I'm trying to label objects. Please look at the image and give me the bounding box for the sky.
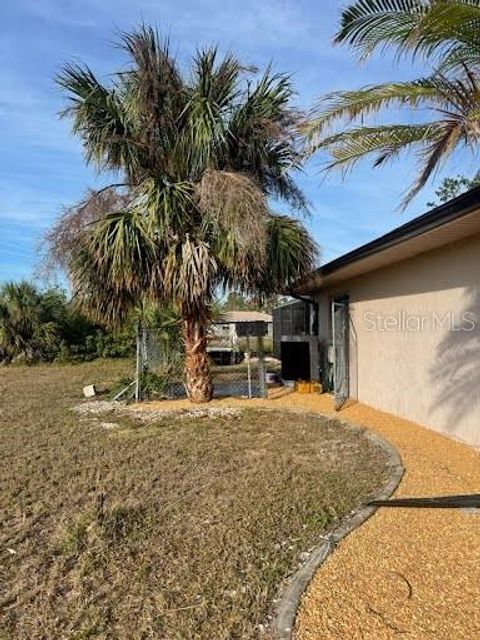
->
[1,0,478,285]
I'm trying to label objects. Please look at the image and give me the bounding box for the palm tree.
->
[57,26,317,402]
[0,282,61,363]
[305,0,480,207]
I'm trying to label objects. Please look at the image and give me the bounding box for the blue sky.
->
[1,0,478,284]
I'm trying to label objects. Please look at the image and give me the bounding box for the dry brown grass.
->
[1,360,389,640]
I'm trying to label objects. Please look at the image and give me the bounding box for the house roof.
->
[215,310,272,324]
[297,185,480,293]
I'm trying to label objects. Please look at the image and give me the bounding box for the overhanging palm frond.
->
[403,116,467,203]
[414,1,480,69]
[306,62,480,207]
[336,0,427,59]
[335,0,480,69]
[312,118,470,208]
[305,77,452,144]
[318,122,442,169]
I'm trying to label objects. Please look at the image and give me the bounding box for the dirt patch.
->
[73,399,244,424]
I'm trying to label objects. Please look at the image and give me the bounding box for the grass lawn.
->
[1,360,389,639]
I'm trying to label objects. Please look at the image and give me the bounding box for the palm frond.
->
[315,120,470,208]
[307,65,480,206]
[403,117,466,204]
[163,237,217,312]
[118,25,185,172]
[119,24,182,96]
[226,69,308,210]
[213,213,318,297]
[56,63,140,175]
[197,169,268,259]
[68,208,164,325]
[319,123,442,168]
[175,49,243,177]
[336,0,480,68]
[191,47,242,109]
[305,77,451,144]
[336,0,427,59]
[70,245,139,327]
[399,1,480,69]
[262,215,319,294]
[137,177,195,234]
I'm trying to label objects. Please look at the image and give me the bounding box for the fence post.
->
[135,322,140,402]
[257,332,267,399]
[246,333,252,399]
[141,323,148,371]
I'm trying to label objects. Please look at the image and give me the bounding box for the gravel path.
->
[139,389,480,639]
[289,395,480,640]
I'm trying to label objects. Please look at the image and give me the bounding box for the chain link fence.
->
[210,359,267,399]
[115,322,272,401]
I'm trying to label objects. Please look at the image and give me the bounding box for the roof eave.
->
[296,185,480,294]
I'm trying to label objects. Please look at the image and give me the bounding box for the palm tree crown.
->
[305,0,480,207]
[57,26,317,401]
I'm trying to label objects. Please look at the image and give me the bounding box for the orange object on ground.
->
[295,380,311,394]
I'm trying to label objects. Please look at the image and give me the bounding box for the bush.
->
[110,363,185,401]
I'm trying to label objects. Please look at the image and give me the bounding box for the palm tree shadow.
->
[429,286,480,433]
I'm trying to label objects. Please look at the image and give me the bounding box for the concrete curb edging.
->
[272,413,405,640]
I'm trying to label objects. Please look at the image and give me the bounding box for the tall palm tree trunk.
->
[182,307,213,403]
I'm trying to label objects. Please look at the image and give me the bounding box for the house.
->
[296,186,480,447]
[211,310,273,344]
[208,310,273,364]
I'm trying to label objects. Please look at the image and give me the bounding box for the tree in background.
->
[0,280,134,364]
[305,0,480,207]
[220,291,288,313]
[427,172,480,207]
[57,26,317,402]
[0,282,61,363]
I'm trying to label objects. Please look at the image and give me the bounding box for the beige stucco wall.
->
[317,233,480,447]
